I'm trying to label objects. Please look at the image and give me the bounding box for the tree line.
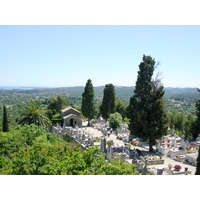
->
[1,54,200,174]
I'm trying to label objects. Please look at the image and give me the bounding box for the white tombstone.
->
[196,134,200,143]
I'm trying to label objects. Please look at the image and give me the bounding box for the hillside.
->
[1,86,199,99]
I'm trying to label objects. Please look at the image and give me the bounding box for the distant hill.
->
[2,86,199,100]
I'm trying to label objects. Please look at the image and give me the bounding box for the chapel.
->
[61,106,82,128]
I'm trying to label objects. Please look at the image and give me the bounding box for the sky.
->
[0,25,200,88]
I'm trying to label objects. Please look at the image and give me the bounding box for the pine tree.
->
[81,79,95,126]
[128,55,168,152]
[3,105,9,132]
[100,84,116,121]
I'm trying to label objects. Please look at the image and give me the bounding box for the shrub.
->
[109,112,123,129]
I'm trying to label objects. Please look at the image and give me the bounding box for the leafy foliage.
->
[196,147,200,175]
[2,106,9,132]
[192,96,200,140]
[115,98,127,119]
[109,112,123,129]
[128,55,168,152]
[81,79,95,124]
[47,95,68,113]
[0,123,139,175]
[19,102,50,128]
[0,125,46,158]
[1,145,138,175]
[100,84,116,120]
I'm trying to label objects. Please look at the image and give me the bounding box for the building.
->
[61,106,82,127]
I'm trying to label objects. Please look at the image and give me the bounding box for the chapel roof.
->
[63,114,82,120]
[61,106,80,114]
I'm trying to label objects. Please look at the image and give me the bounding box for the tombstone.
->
[82,134,85,141]
[132,157,138,164]
[98,114,104,122]
[171,137,177,148]
[120,153,127,161]
[106,148,110,159]
[167,127,171,135]
[129,149,134,159]
[141,160,148,175]
[156,169,163,175]
[75,130,79,140]
[122,145,125,153]
[136,162,144,172]
[78,133,82,142]
[196,134,200,143]
[101,138,107,154]
[90,136,94,146]
[172,126,175,135]
[110,147,114,158]
[87,137,91,146]
[180,140,186,150]
[181,134,186,141]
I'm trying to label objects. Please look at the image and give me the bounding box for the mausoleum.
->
[61,106,82,127]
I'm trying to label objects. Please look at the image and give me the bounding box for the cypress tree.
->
[194,89,200,175]
[3,105,9,132]
[192,89,200,140]
[100,84,116,121]
[195,147,200,175]
[128,55,168,152]
[81,79,95,126]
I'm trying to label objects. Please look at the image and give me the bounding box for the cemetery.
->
[51,115,198,175]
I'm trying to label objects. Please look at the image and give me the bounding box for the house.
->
[61,106,82,127]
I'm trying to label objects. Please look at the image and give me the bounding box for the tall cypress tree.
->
[3,105,9,132]
[192,89,200,140]
[195,147,200,175]
[81,79,95,126]
[128,55,167,152]
[194,89,200,175]
[100,84,116,121]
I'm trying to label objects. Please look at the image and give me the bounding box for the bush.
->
[1,145,139,175]
[109,112,123,129]
[51,118,63,126]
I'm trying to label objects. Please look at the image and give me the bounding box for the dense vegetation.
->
[0,124,139,175]
[81,79,95,125]
[128,55,168,152]
[0,85,199,134]
[0,82,200,174]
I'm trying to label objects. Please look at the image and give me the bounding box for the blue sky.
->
[0,25,200,88]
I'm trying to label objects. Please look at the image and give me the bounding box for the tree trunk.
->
[149,139,154,152]
[87,119,90,126]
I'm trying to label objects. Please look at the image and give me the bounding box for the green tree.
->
[81,79,95,126]
[19,102,50,128]
[47,95,67,113]
[128,55,167,152]
[168,110,186,132]
[3,106,9,132]
[1,145,139,175]
[109,112,123,129]
[185,114,196,140]
[0,124,46,157]
[196,146,200,175]
[100,84,116,121]
[115,98,127,119]
[193,89,200,140]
